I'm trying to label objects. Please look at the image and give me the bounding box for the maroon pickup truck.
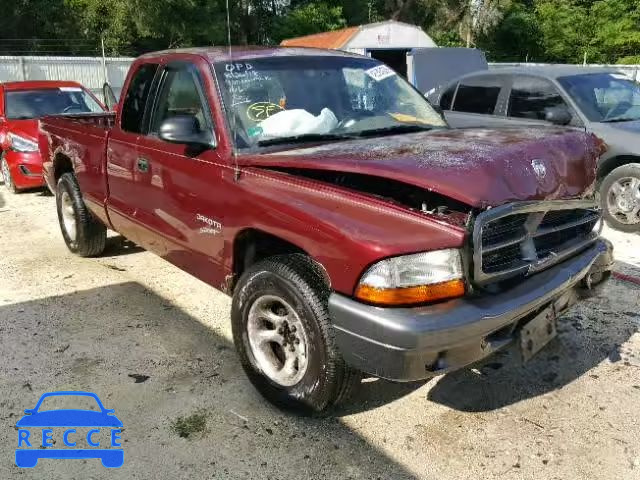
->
[39,47,613,413]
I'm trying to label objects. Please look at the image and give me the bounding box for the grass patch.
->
[170,409,208,438]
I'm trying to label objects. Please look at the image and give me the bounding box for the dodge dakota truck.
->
[39,47,613,413]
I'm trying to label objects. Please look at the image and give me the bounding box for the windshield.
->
[213,56,445,148]
[558,72,640,123]
[4,87,103,120]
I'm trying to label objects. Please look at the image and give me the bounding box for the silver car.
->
[432,66,640,232]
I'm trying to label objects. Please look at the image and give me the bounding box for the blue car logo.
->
[15,391,123,468]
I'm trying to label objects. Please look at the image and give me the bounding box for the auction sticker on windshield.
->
[365,64,396,82]
[15,391,124,468]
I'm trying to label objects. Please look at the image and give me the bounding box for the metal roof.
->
[280,27,359,49]
[280,20,433,49]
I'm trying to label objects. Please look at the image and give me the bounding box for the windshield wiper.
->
[602,116,640,123]
[350,124,435,137]
[257,133,355,147]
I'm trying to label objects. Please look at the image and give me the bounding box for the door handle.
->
[136,157,149,173]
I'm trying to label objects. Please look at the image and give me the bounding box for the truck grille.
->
[472,201,601,286]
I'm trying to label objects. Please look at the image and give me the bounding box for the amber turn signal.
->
[355,279,465,306]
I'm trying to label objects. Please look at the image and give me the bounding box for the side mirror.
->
[102,82,117,111]
[545,106,572,126]
[24,409,34,415]
[158,115,215,148]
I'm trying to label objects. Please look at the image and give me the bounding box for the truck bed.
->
[40,111,115,136]
[39,112,116,220]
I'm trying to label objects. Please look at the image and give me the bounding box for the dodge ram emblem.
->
[531,159,547,179]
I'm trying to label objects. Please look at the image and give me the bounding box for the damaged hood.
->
[241,127,598,208]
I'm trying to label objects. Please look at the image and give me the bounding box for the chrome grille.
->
[472,201,601,286]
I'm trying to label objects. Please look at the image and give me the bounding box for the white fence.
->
[490,62,640,81]
[0,56,134,99]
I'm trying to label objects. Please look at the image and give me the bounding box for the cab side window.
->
[452,76,502,114]
[508,76,568,120]
[150,66,210,134]
[121,64,158,133]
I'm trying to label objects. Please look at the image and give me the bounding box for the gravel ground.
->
[0,188,638,480]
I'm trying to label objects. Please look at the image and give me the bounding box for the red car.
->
[0,81,105,193]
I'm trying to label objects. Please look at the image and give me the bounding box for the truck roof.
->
[138,46,365,63]
[1,80,85,91]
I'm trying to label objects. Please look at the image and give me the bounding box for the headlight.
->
[9,133,38,153]
[355,249,465,306]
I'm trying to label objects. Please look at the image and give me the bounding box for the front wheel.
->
[600,163,640,232]
[56,172,107,256]
[231,254,360,414]
[1,156,19,194]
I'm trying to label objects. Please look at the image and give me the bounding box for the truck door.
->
[106,62,161,248]
[504,75,583,129]
[133,59,228,282]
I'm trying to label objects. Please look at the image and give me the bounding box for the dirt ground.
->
[0,187,638,480]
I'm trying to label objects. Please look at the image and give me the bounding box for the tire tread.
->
[57,172,106,257]
[232,253,360,413]
[600,162,640,233]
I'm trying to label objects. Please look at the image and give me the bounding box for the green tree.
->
[426,0,512,49]
[590,0,640,63]
[536,0,593,62]
[476,1,542,61]
[535,0,640,63]
[0,0,94,55]
[273,2,347,43]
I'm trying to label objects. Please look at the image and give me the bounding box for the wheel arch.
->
[598,154,640,181]
[52,151,75,185]
[230,228,330,293]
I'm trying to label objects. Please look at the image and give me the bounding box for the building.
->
[280,20,437,78]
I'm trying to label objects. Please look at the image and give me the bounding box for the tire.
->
[1,156,20,194]
[231,254,360,414]
[56,172,106,257]
[600,163,640,233]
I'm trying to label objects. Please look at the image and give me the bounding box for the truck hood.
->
[242,127,598,208]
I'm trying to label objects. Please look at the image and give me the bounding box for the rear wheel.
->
[600,163,640,232]
[231,254,360,414]
[56,172,106,256]
[1,156,19,194]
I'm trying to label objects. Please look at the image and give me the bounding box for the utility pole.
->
[101,36,109,86]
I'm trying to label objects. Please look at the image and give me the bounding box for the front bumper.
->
[3,150,45,189]
[329,239,614,382]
